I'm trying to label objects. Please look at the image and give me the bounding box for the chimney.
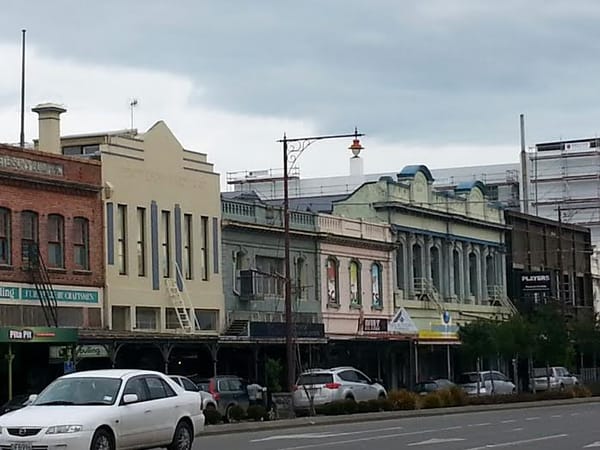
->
[32,103,66,154]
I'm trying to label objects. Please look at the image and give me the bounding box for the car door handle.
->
[144,409,152,413]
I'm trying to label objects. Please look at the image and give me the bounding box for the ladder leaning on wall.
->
[165,263,201,333]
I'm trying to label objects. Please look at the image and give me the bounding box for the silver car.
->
[169,375,218,412]
[530,366,579,391]
[459,371,516,395]
[293,367,386,412]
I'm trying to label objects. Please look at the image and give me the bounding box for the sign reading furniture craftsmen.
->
[0,284,99,304]
[0,154,64,176]
[0,327,78,343]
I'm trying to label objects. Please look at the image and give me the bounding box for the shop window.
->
[112,306,131,331]
[47,214,64,268]
[135,307,159,330]
[349,259,362,306]
[194,309,218,331]
[326,257,339,305]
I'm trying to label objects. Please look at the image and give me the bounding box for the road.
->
[193,402,600,449]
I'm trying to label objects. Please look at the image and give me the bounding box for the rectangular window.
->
[255,255,284,297]
[165,308,181,329]
[117,204,128,275]
[0,208,10,265]
[47,214,64,268]
[112,306,131,331]
[200,216,209,280]
[137,207,146,277]
[21,211,38,266]
[212,217,219,274]
[73,217,90,270]
[194,309,218,331]
[161,210,171,278]
[183,214,193,280]
[135,306,159,330]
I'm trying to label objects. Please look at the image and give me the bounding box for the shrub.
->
[204,409,222,425]
[246,405,268,421]
[388,389,418,410]
[420,392,443,409]
[228,405,246,422]
[448,386,468,406]
[377,398,394,411]
[318,401,346,416]
[572,385,592,398]
[358,401,374,413]
[436,389,453,407]
[343,398,359,415]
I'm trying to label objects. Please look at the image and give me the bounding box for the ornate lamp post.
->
[278,129,365,392]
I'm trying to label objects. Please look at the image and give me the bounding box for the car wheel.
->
[90,428,114,450]
[559,384,565,392]
[224,405,233,423]
[205,403,216,412]
[167,420,193,450]
[345,395,355,402]
[378,393,386,401]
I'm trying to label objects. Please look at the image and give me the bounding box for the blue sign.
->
[442,311,451,325]
[64,361,75,374]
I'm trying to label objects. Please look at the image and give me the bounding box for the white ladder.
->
[165,263,200,333]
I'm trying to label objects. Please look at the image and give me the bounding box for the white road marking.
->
[407,438,466,446]
[510,428,524,431]
[501,419,516,423]
[584,442,600,448]
[551,414,563,418]
[251,426,404,442]
[463,433,568,450]
[469,422,492,427]
[273,426,472,450]
[525,417,540,421]
[572,412,581,416]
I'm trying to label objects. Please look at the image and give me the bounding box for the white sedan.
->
[0,369,204,450]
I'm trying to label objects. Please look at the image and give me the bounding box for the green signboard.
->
[0,285,99,304]
[0,327,78,344]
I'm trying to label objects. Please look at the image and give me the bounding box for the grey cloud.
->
[2,0,600,147]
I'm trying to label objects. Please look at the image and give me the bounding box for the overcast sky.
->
[1,0,600,187]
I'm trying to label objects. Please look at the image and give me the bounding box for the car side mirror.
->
[27,394,38,405]
[122,394,139,404]
[373,378,383,385]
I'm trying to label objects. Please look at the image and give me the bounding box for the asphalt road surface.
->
[193,402,600,450]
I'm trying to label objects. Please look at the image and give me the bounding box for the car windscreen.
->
[34,377,122,406]
[297,373,334,385]
[458,373,480,384]
[533,368,551,378]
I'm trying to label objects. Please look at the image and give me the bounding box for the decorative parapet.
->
[221,198,317,232]
[317,214,391,242]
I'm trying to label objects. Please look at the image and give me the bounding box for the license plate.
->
[11,443,32,450]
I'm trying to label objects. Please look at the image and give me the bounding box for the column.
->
[463,243,471,303]
[475,247,483,304]
[481,246,488,303]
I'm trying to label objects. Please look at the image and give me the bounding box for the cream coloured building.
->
[33,107,224,336]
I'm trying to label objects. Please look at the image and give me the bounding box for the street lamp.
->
[278,128,365,392]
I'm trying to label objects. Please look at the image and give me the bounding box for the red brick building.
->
[0,142,104,328]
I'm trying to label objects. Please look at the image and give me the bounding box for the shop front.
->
[0,327,78,402]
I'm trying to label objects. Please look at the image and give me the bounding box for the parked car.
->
[292,366,387,413]
[414,379,455,395]
[169,375,218,412]
[0,369,204,450]
[0,394,32,416]
[530,366,579,392]
[194,375,249,421]
[459,371,516,395]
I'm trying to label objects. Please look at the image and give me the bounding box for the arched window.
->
[349,259,362,307]
[396,243,404,289]
[47,214,64,268]
[0,208,10,265]
[430,246,440,291]
[326,257,339,305]
[412,244,422,280]
[371,262,383,309]
[453,249,461,296]
[469,252,478,297]
[486,254,495,288]
[21,211,38,266]
[73,217,89,270]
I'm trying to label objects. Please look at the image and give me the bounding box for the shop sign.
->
[0,284,100,304]
[0,327,78,344]
[361,318,388,333]
[520,271,552,294]
[0,154,64,176]
[388,307,418,334]
[249,322,325,338]
[50,344,108,360]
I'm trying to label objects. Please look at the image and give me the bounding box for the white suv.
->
[292,367,386,413]
[459,370,516,395]
[530,366,579,391]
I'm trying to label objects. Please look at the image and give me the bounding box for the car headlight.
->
[46,425,83,434]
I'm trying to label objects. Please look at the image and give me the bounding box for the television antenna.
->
[129,98,138,130]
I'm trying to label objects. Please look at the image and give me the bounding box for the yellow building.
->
[33,107,224,340]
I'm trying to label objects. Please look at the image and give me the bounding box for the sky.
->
[2,0,600,189]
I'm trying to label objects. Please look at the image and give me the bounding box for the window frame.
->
[0,208,11,266]
[73,217,90,270]
[117,204,128,275]
[21,210,38,267]
[136,207,146,277]
[349,259,362,307]
[161,210,171,278]
[371,262,383,309]
[47,214,65,269]
[326,257,340,306]
[183,213,193,280]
